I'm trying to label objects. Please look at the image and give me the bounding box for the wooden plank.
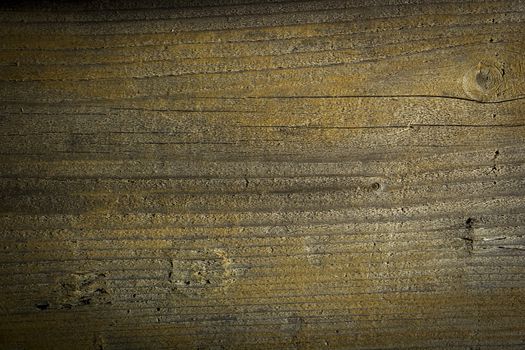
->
[0,1,524,349]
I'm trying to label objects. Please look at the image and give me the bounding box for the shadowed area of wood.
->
[0,1,524,349]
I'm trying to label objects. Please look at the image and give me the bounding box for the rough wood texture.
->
[1,1,524,349]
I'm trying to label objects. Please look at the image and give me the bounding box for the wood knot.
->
[50,272,110,309]
[59,273,110,308]
[170,248,241,299]
[462,61,504,101]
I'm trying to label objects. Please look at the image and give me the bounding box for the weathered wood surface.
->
[0,1,524,349]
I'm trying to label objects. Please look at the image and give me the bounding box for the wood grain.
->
[0,1,524,349]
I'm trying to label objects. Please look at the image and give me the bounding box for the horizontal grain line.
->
[0,247,484,265]
[236,94,525,104]
[0,7,521,38]
[6,306,522,326]
[1,20,522,54]
[0,236,473,253]
[2,265,522,280]
[5,309,524,331]
[0,41,500,82]
[0,158,522,181]
[0,31,517,67]
[5,93,523,106]
[3,271,523,292]
[0,0,505,16]
[0,0,510,24]
[238,123,525,129]
[2,190,523,217]
[1,206,524,232]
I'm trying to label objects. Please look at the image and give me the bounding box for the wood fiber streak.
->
[0,1,524,349]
